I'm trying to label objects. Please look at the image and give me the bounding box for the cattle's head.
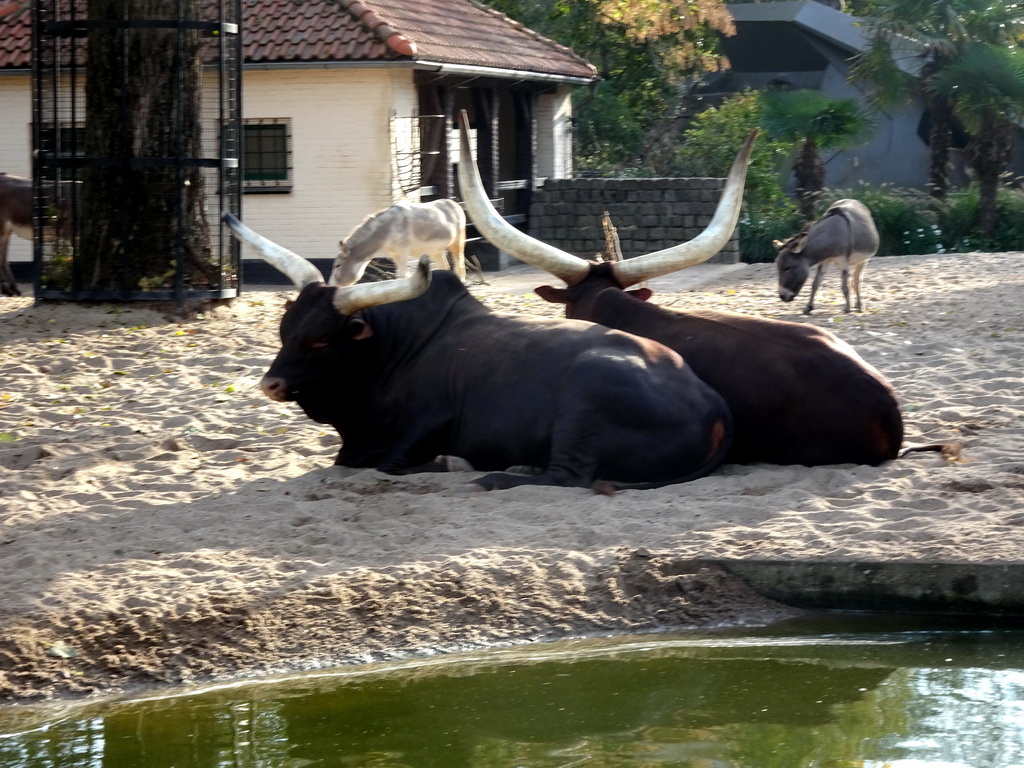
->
[773,232,812,302]
[456,110,755,301]
[533,260,653,320]
[221,212,431,420]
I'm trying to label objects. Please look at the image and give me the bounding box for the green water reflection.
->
[2,620,1024,767]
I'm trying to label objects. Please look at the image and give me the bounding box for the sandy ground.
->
[1,251,1022,703]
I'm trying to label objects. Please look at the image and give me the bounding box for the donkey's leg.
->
[0,228,20,297]
[840,265,853,313]
[804,263,827,314]
[449,229,467,281]
[851,260,868,311]
[428,248,450,273]
[389,250,408,279]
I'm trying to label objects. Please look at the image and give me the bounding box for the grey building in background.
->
[691,0,1024,192]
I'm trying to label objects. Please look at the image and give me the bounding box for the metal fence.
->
[32,0,242,306]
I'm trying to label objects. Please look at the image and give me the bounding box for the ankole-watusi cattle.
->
[456,113,903,466]
[223,212,732,492]
[0,172,32,296]
[329,199,467,286]
[774,198,879,314]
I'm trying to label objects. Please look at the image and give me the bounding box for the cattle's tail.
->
[591,416,732,496]
[898,442,965,462]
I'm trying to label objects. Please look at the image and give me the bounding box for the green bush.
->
[671,91,794,215]
[739,206,803,263]
[989,187,1024,250]
[670,91,806,263]
[938,186,1024,252]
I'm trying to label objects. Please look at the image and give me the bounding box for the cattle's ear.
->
[284,299,295,311]
[534,285,569,304]
[790,233,808,253]
[772,239,784,251]
[625,287,653,302]
[346,316,374,340]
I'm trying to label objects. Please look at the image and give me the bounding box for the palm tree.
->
[928,44,1024,240]
[758,89,875,219]
[851,0,1024,199]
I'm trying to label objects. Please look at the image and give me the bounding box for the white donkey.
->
[329,198,467,286]
[0,173,33,296]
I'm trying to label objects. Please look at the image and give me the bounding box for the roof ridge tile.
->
[334,0,417,57]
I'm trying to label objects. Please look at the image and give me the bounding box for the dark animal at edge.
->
[0,173,32,297]
[774,198,880,314]
[224,213,733,493]
[0,172,68,297]
[457,116,906,467]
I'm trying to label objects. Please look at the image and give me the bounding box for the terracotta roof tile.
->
[0,4,31,69]
[0,0,596,80]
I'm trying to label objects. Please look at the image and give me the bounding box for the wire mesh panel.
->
[32,0,242,305]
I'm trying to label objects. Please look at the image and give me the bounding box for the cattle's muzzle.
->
[778,289,795,302]
[260,375,291,402]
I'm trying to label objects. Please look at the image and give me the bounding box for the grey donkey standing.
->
[774,198,880,314]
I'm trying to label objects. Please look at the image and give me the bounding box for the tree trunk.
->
[80,0,214,293]
[921,59,953,200]
[966,117,1013,242]
[793,139,824,220]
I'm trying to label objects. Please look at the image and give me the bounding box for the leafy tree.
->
[672,91,802,262]
[928,44,1024,239]
[483,0,734,172]
[671,91,792,215]
[852,0,1024,198]
[758,89,875,219]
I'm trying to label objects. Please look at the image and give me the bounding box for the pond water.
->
[2,616,1024,768]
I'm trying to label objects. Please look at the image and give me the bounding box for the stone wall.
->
[528,177,739,264]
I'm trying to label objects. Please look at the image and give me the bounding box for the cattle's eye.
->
[309,337,330,350]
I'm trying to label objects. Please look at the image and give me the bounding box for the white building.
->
[0,0,597,283]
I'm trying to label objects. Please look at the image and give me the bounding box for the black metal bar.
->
[43,20,238,34]
[173,0,185,312]
[36,157,231,168]
[31,0,43,298]
[118,0,130,296]
[32,0,241,303]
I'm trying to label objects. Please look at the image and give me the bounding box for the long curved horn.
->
[222,212,325,288]
[456,111,590,286]
[332,254,432,315]
[610,130,757,288]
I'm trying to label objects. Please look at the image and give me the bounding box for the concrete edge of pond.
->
[703,560,1024,617]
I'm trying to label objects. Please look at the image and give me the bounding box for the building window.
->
[243,118,292,192]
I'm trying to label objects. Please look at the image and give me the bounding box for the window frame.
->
[242,118,293,193]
